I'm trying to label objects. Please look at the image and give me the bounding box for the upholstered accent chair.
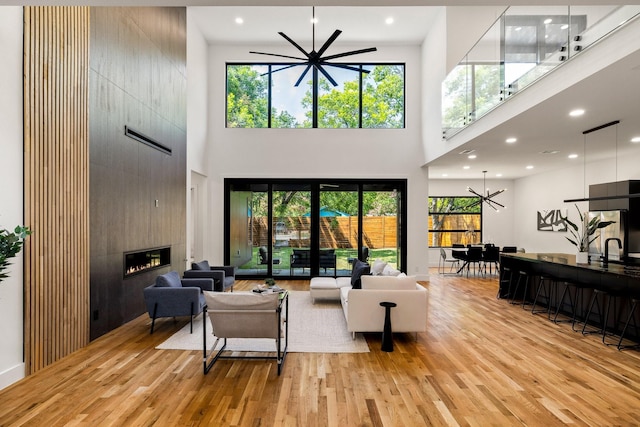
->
[183,260,235,292]
[143,271,213,334]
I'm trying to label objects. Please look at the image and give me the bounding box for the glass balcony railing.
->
[442,5,640,139]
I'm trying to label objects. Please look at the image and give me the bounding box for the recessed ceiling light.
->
[468,154,477,159]
[561,24,569,30]
[631,136,640,143]
[515,26,522,31]
[569,109,585,117]
[496,173,503,177]
[506,137,517,143]
[441,173,448,177]
[463,165,470,170]
[385,17,394,25]
[544,18,553,24]
[526,165,534,169]
[235,17,244,24]
[568,153,579,159]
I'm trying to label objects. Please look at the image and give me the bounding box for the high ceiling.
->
[8,1,637,181]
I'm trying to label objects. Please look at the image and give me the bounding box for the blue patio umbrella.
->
[304,207,349,217]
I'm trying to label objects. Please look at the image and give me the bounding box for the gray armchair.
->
[183,260,235,292]
[202,291,288,375]
[143,271,214,334]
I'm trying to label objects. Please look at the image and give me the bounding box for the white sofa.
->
[310,273,428,338]
[341,275,428,338]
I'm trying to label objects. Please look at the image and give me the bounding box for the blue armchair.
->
[143,271,214,334]
[183,260,235,292]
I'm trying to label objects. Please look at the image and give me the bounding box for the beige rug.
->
[156,291,369,353]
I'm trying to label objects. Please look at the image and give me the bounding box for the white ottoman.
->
[310,277,351,303]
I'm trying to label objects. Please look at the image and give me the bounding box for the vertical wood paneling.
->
[23,6,90,375]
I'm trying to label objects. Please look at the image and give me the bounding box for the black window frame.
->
[225,62,406,129]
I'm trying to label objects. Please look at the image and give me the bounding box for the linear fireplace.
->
[124,246,171,278]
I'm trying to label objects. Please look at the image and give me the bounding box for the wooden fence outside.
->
[252,216,397,249]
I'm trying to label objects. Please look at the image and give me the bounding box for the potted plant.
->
[562,205,614,264]
[265,278,276,287]
[0,225,31,282]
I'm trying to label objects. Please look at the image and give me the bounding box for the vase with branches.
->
[562,205,614,260]
[0,225,31,282]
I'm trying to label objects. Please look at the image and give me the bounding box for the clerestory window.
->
[226,63,405,129]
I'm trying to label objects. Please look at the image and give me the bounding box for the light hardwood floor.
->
[2,270,640,426]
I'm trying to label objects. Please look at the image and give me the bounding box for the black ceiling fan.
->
[249,7,377,87]
[465,171,506,211]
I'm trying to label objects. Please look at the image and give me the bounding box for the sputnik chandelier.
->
[466,171,506,211]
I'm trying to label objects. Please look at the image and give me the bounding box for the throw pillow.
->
[381,264,401,276]
[371,259,387,275]
[156,271,181,288]
[351,259,370,289]
[191,260,210,270]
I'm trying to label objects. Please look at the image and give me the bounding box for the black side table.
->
[380,301,397,352]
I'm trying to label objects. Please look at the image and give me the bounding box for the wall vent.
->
[124,126,172,155]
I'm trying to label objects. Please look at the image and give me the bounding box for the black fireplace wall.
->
[89,7,187,340]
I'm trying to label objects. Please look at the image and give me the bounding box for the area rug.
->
[156,291,369,353]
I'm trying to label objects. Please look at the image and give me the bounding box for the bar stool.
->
[510,270,531,308]
[552,281,576,325]
[531,275,556,318]
[615,297,640,350]
[570,282,593,332]
[580,288,609,339]
[497,267,513,299]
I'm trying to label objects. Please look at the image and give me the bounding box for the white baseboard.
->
[0,363,25,391]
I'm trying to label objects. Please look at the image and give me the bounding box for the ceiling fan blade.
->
[322,47,377,61]
[259,63,302,77]
[316,29,342,57]
[316,64,338,87]
[321,63,371,74]
[278,32,311,58]
[294,64,313,87]
[249,51,307,61]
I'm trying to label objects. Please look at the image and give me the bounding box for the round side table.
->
[380,301,397,352]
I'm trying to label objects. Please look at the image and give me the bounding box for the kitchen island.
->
[499,252,640,341]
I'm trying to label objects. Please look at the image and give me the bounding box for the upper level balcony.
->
[442,5,640,140]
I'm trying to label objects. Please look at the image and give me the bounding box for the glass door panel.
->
[362,185,401,271]
[273,183,311,278]
[319,183,359,277]
[229,183,268,278]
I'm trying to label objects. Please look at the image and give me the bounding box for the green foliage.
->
[0,225,31,282]
[227,64,404,129]
[302,65,404,129]
[226,66,269,128]
[562,204,615,252]
[251,191,397,219]
[442,64,501,128]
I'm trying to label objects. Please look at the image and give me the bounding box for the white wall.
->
[186,11,209,268]
[514,151,640,254]
[0,7,25,390]
[205,43,431,278]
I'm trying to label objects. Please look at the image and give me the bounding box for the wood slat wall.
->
[23,6,90,375]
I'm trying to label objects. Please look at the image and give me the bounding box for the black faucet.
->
[603,238,622,267]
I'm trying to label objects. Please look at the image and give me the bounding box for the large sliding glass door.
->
[226,179,406,279]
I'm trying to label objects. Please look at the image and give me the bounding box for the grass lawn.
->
[239,247,398,270]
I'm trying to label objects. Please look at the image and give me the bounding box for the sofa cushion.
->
[370,259,387,275]
[361,275,416,290]
[191,260,210,270]
[156,271,182,288]
[351,260,370,289]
